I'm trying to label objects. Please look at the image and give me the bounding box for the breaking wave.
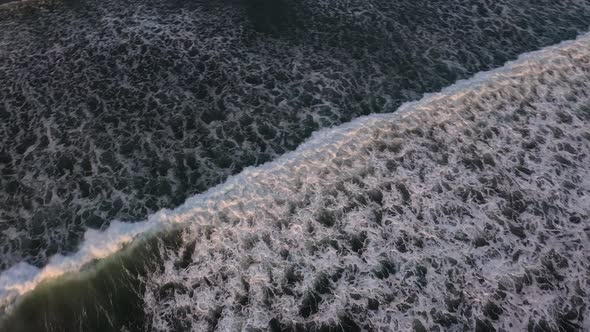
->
[2,32,590,331]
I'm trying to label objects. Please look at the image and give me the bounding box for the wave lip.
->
[0,220,161,309]
[1,31,590,322]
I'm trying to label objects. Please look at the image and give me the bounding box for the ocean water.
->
[1,30,590,332]
[0,0,589,331]
[1,0,590,270]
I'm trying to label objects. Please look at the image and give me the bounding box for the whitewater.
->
[2,0,590,275]
[1,30,589,331]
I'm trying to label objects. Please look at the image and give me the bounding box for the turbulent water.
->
[1,0,590,331]
[1,0,590,271]
[0,29,589,331]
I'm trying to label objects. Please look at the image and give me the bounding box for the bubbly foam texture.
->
[1,29,590,331]
[136,35,590,331]
[1,0,590,270]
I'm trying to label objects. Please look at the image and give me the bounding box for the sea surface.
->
[0,0,589,331]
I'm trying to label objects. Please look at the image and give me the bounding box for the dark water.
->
[1,0,589,270]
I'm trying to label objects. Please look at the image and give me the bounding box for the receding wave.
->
[2,32,590,331]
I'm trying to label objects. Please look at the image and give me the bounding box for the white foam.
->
[1,31,590,312]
